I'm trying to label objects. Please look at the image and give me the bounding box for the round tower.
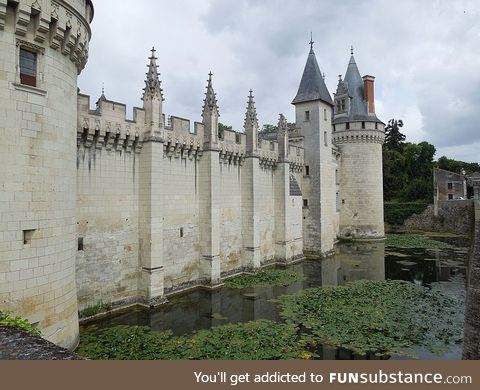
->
[333,51,385,239]
[0,0,93,348]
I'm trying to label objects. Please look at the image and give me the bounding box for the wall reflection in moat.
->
[83,237,468,359]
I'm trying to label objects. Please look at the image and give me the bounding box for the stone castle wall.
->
[403,201,474,235]
[75,92,305,311]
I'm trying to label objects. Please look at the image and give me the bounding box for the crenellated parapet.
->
[77,93,145,153]
[1,0,93,74]
[218,138,245,166]
[288,144,304,172]
[162,127,203,160]
[332,127,385,145]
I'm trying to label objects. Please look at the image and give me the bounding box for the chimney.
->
[362,75,375,114]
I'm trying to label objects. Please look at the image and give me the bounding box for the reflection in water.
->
[82,237,468,360]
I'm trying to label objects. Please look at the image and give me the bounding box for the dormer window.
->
[20,48,37,87]
[341,98,346,111]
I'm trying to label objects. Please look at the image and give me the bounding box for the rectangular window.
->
[180,227,184,238]
[448,194,453,200]
[324,131,328,146]
[362,121,365,129]
[375,122,378,130]
[20,48,37,87]
[305,111,310,121]
[324,108,327,121]
[346,122,350,130]
[447,182,453,190]
[305,165,309,176]
[78,237,84,251]
[303,199,308,208]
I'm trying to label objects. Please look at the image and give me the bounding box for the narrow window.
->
[341,99,346,111]
[23,229,35,245]
[375,122,378,130]
[335,169,339,185]
[180,227,184,238]
[361,121,365,129]
[305,165,310,176]
[447,182,453,190]
[333,124,336,132]
[235,133,240,143]
[324,131,328,146]
[303,199,308,208]
[305,111,310,121]
[324,108,327,121]
[78,237,84,251]
[346,122,350,130]
[20,48,37,87]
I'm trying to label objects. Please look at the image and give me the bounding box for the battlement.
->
[0,0,93,73]
[333,121,385,145]
[77,93,144,153]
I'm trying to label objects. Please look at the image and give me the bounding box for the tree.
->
[218,123,232,132]
[260,124,277,134]
[384,119,406,150]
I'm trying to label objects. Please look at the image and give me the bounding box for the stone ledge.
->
[0,326,82,360]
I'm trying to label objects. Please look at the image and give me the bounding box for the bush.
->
[384,201,429,226]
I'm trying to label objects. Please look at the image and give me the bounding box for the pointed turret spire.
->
[332,48,381,124]
[292,44,333,106]
[309,32,314,53]
[202,71,219,119]
[277,113,289,161]
[244,89,258,129]
[244,89,259,154]
[142,47,164,101]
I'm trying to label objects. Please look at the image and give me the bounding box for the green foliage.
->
[437,156,480,175]
[383,119,436,203]
[260,124,277,134]
[0,311,41,336]
[187,320,306,360]
[79,302,111,318]
[385,234,454,249]
[278,280,462,357]
[77,325,188,360]
[218,123,232,132]
[384,201,429,225]
[384,119,405,150]
[77,320,308,360]
[224,269,303,289]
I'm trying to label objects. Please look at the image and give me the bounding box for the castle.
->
[0,0,385,349]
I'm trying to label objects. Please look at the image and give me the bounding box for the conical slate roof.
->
[292,48,333,106]
[333,54,381,124]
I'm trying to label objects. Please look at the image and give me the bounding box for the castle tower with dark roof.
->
[293,40,339,255]
[332,50,385,239]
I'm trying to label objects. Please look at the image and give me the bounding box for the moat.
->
[79,233,469,360]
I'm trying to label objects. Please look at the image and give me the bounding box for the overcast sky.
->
[78,0,480,163]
